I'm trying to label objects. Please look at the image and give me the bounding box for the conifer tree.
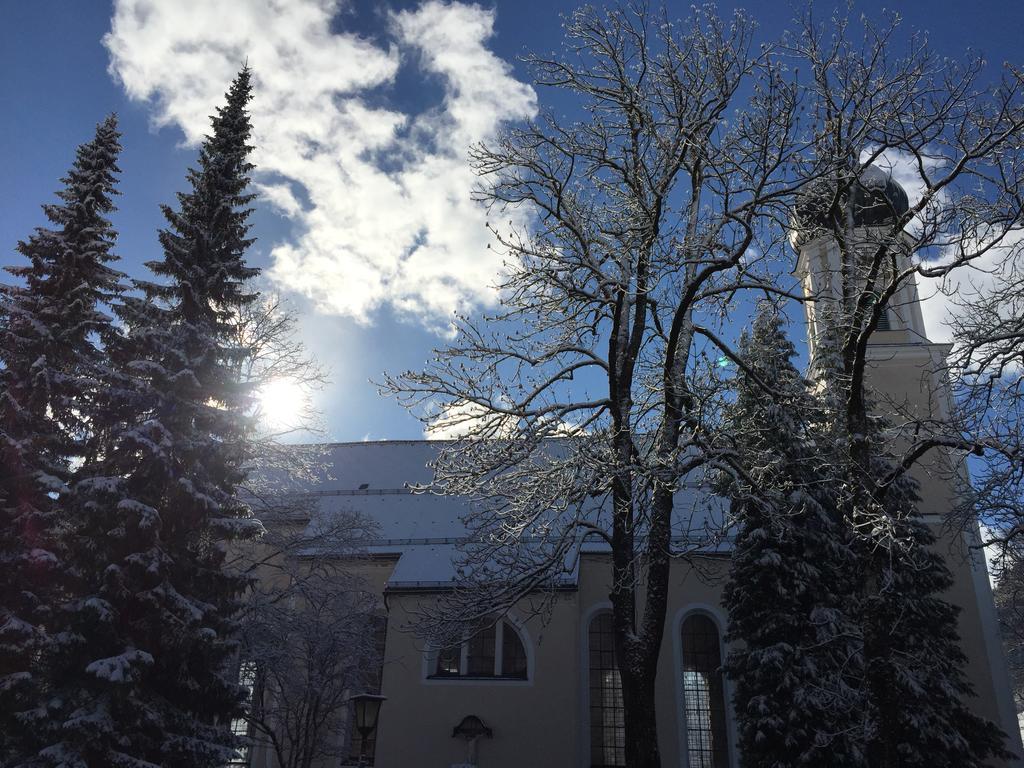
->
[812,321,1008,766]
[722,304,865,767]
[0,115,124,765]
[856,448,1008,766]
[43,69,261,768]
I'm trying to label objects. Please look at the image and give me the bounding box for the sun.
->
[257,378,308,433]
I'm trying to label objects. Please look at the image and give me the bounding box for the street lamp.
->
[350,693,386,766]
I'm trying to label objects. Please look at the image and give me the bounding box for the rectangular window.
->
[225,661,258,767]
[876,307,892,330]
[866,273,894,332]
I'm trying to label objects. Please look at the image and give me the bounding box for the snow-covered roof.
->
[258,441,725,590]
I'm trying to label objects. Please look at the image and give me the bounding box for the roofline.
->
[276,436,597,449]
[293,551,402,562]
[284,439,456,448]
[385,583,579,595]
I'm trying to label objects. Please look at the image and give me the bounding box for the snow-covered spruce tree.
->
[854,447,1008,767]
[811,319,1008,767]
[41,69,261,768]
[0,115,124,765]
[721,304,864,768]
[992,543,1024,732]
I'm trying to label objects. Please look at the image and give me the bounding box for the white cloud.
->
[105,0,537,329]
[918,228,1024,345]
[424,398,590,440]
[423,399,518,440]
[864,147,947,215]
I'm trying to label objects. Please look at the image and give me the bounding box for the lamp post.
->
[350,693,386,766]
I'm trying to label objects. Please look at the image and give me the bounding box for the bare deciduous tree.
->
[785,8,1024,514]
[768,9,1022,764]
[382,5,805,765]
[228,292,376,768]
[944,224,1024,558]
[232,505,383,768]
[384,2,1024,763]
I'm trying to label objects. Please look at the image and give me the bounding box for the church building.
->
[242,171,1022,768]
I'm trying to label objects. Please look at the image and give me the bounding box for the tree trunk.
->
[609,480,674,768]
[621,666,661,768]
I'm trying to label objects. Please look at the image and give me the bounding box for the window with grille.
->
[681,614,730,768]
[876,306,892,330]
[435,644,461,677]
[225,661,258,767]
[860,289,894,331]
[467,624,497,676]
[588,612,625,768]
[429,620,528,679]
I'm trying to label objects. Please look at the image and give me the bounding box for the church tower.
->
[790,165,1023,761]
[791,164,944,409]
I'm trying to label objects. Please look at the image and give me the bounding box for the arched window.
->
[588,612,625,768]
[429,620,528,680]
[681,614,730,768]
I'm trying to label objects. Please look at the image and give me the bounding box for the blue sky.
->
[4,0,1024,443]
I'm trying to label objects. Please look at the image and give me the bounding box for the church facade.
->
[242,174,1022,768]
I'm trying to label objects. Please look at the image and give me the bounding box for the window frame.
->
[586,609,626,768]
[674,607,736,768]
[224,659,260,768]
[423,618,531,684]
[860,284,895,332]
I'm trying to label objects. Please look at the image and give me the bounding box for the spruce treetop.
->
[150,66,258,327]
[3,113,124,434]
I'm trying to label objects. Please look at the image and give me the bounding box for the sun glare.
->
[257,378,307,432]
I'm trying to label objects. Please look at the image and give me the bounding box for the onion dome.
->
[793,165,910,237]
